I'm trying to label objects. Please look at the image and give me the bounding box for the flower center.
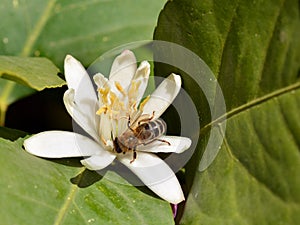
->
[95,78,152,150]
[96,79,149,120]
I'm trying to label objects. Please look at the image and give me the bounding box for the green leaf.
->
[0,126,27,141]
[0,56,64,125]
[0,0,166,68]
[0,137,174,225]
[0,56,64,90]
[154,0,300,224]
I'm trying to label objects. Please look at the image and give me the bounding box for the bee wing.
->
[129,112,153,129]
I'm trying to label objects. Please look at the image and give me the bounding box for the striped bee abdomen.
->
[136,118,167,141]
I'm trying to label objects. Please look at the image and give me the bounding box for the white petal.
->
[63,89,99,142]
[118,152,185,204]
[23,131,103,158]
[99,113,112,142]
[81,153,116,170]
[64,55,99,132]
[132,60,150,103]
[93,73,109,89]
[109,50,137,89]
[64,55,95,93]
[137,136,191,153]
[142,74,181,119]
[148,174,185,204]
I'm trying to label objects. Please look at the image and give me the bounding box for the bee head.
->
[113,137,123,153]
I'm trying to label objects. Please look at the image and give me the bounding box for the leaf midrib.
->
[202,81,300,133]
[53,168,84,225]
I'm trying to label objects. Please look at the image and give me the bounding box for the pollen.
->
[100,134,107,146]
[128,80,141,98]
[115,81,126,96]
[96,106,108,115]
[139,95,150,111]
[98,87,110,104]
[109,91,117,104]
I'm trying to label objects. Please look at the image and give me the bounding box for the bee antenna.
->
[111,131,115,140]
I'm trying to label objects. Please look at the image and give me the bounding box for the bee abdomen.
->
[141,118,166,140]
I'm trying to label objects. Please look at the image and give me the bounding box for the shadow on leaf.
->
[71,169,104,188]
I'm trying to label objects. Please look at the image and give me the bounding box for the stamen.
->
[98,87,110,104]
[109,91,117,104]
[100,135,107,146]
[115,81,126,96]
[96,106,108,115]
[130,100,138,111]
[139,95,150,111]
[128,80,141,98]
[98,87,109,95]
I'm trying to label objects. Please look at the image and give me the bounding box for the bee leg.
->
[130,150,137,163]
[156,139,171,145]
[138,111,155,125]
[144,139,171,146]
[128,115,131,127]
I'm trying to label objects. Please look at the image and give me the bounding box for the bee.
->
[113,112,171,163]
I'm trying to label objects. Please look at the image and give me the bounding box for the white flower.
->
[23,50,192,204]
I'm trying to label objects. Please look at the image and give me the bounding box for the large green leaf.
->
[0,137,174,225]
[154,0,300,224]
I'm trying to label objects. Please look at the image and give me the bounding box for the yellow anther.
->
[139,95,150,111]
[115,81,126,95]
[98,87,109,95]
[128,80,141,98]
[98,87,110,104]
[96,106,108,115]
[109,91,117,104]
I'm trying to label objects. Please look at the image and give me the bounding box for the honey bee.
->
[113,112,171,163]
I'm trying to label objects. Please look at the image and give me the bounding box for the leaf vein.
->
[202,81,300,133]
[278,97,300,150]
[257,0,286,93]
[21,0,57,57]
[53,168,85,225]
[57,0,112,13]
[48,23,154,48]
[221,128,293,205]
[5,190,59,212]
[107,181,147,224]
[72,202,90,225]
